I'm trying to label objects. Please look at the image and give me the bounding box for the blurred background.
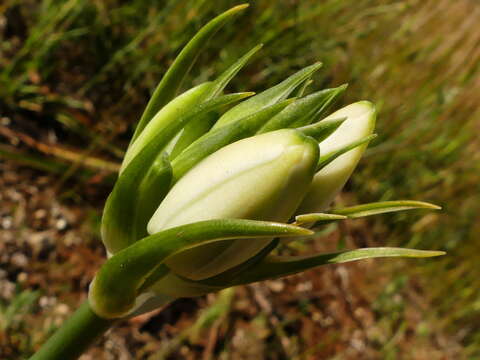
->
[1,0,479,359]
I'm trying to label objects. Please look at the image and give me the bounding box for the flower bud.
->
[297,101,376,213]
[147,129,319,280]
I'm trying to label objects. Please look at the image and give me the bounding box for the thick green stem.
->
[30,300,115,360]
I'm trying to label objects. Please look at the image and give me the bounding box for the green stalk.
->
[30,301,114,360]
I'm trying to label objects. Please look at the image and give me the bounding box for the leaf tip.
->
[232,3,250,12]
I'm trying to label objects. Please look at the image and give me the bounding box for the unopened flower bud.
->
[148,129,319,280]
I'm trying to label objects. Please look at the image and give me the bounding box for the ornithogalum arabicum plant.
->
[30,4,444,360]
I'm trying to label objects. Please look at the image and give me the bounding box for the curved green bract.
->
[296,117,346,141]
[332,200,441,218]
[258,86,347,134]
[171,99,294,182]
[316,134,377,171]
[131,4,250,142]
[212,62,323,130]
[225,247,446,286]
[90,219,312,318]
[102,93,253,254]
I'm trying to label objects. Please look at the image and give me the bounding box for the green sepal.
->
[332,200,441,218]
[131,4,249,142]
[90,219,312,318]
[316,134,377,171]
[212,62,323,130]
[102,92,253,254]
[296,117,346,141]
[224,247,446,286]
[171,99,294,182]
[257,86,346,134]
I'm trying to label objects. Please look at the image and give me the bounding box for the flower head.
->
[89,5,443,319]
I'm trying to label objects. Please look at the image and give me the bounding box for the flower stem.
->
[30,300,115,360]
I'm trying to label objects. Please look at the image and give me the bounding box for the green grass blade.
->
[131,4,250,142]
[332,200,442,218]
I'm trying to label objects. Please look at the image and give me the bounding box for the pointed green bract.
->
[289,84,348,128]
[332,200,441,218]
[226,247,445,286]
[297,117,346,141]
[212,62,323,130]
[316,134,377,171]
[257,87,345,134]
[90,219,312,318]
[102,92,253,254]
[131,4,250,142]
[171,99,294,182]
[210,43,263,98]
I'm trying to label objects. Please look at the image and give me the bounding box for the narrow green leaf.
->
[131,4,250,142]
[332,200,442,218]
[171,99,294,182]
[90,219,312,318]
[102,92,253,254]
[296,117,347,141]
[257,87,344,134]
[316,134,377,171]
[226,247,445,285]
[212,62,323,130]
[294,213,347,225]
